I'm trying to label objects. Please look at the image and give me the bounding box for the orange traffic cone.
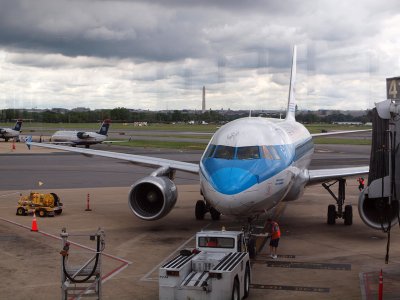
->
[12,140,16,150]
[31,212,38,232]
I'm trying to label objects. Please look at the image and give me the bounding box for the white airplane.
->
[28,47,387,230]
[0,119,23,141]
[50,119,111,148]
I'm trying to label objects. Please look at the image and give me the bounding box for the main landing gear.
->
[242,217,257,259]
[195,200,221,221]
[322,178,353,226]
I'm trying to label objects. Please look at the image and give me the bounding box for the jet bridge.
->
[359,77,400,232]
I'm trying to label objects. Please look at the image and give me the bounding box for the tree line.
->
[0,107,372,124]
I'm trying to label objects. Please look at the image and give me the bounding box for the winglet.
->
[285,45,297,121]
[25,136,32,150]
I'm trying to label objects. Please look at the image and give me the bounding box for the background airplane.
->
[0,119,23,142]
[50,119,112,148]
[29,47,388,231]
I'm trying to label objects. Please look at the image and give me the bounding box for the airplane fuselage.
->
[52,131,107,146]
[0,128,20,139]
[199,117,313,217]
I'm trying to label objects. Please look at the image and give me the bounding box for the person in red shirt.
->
[267,218,281,259]
[357,177,365,191]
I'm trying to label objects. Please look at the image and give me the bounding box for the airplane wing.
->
[307,166,369,185]
[28,142,199,174]
[311,129,371,137]
[48,141,75,145]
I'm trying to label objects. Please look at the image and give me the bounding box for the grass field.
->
[1,121,371,149]
[312,137,371,145]
[117,140,207,150]
[0,121,370,132]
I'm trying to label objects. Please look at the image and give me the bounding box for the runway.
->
[1,141,399,299]
[0,143,370,190]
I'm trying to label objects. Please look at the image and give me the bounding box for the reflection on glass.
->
[237,146,260,160]
[214,145,235,159]
[198,236,235,248]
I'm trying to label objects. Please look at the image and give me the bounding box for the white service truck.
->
[159,230,251,300]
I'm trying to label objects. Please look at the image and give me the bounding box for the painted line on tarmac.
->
[0,216,132,283]
[265,260,351,270]
[250,283,330,293]
[140,222,212,282]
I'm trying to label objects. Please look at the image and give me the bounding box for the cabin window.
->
[214,146,235,160]
[237,146,260,160]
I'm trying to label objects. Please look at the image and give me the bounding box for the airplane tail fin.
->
[13,119,23,131]
[285,45,297,121]
[97,119,111,135]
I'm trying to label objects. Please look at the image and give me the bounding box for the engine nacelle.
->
[128,176,178,221]
[358,189,399,230]
[77,132,90,139]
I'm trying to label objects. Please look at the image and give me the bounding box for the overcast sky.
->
[0,0,399,111]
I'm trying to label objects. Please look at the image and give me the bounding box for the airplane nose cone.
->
[211,168,258,195]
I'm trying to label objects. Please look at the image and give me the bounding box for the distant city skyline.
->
[1,1,399,111]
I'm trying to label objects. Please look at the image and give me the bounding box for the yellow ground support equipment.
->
[16,192,63,217]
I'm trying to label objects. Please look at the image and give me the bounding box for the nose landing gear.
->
[195,200,221,221]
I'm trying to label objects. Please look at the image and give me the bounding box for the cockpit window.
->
[204,144,216,159]
[214,145,235,159]
[237,146,260,160]
[261,146,273,159]
[268,146,281,160]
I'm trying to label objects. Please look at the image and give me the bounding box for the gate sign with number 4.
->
[387,77,400,100]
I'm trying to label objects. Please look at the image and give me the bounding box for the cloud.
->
[0,0,400,110]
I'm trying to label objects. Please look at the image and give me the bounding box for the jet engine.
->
[358,188,399,230]
[128,176,178,221]
[77,132,90,139]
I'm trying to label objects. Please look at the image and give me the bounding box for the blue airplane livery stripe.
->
[200,140,313,195]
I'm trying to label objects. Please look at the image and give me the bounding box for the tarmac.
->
[0,141,400,299]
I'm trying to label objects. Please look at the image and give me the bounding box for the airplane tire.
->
[344,205,353,225]
[210,207,221,221]
[327,204,336,225]
[195,200,206,220]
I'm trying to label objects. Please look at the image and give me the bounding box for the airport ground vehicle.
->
[159,230,251,300]
[16,192,63,217]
